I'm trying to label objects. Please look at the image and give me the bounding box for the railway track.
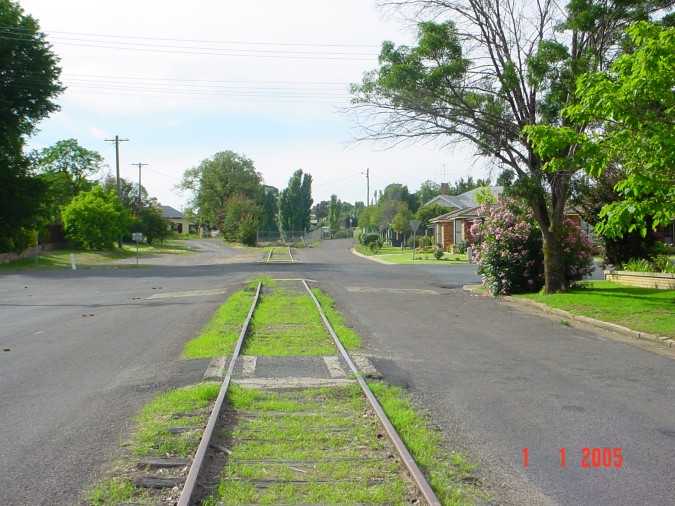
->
[265,246,295,263]
[133,279,441,505]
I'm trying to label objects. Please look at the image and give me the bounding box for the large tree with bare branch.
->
[350,0,673,293]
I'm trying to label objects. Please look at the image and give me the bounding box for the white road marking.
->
[147,288,226,299]
[242,356,257,377]
[323,356,347,378]
[346,287,438,295]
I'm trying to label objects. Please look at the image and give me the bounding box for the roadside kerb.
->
[351,247,395,265]
[462,285,674,349]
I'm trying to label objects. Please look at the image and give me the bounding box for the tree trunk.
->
[541,225,569,294]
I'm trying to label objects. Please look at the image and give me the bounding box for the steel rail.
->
[177,281,262,506]
[265,247,274,263]
[302,279,442,506]
[287,246,295,263]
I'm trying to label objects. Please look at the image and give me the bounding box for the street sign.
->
[132,232,143,241]
[409,220,422,232]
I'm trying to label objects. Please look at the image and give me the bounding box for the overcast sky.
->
[18,0,487,209]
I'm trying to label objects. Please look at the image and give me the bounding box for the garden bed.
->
[604,270,675,290]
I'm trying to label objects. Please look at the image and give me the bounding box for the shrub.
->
[653,254,675,273]
[418,236,433,251]
[471,198,594,296]
[360,232,383,253]
[434,247,444,260]
[455,240,469,254]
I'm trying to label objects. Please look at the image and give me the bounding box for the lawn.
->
[354,244,468,265]
[0,241,193,271]
[515,281,674,338]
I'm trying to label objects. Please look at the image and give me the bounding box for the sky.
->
[17,0,488,210]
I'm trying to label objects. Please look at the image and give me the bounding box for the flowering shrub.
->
[471,198,594,296]
[471,199,544,295]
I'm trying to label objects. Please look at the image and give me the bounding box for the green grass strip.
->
[182,288,256,359]
[515,281,675,338]
[368,381,485,505]
[86,382,220,505]
[205,385,411,505]
[354,244,468,264]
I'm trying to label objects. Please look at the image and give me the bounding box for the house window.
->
[454,219,462,245]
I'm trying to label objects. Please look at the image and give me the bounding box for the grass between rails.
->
[515,281,675,338]
[354,244,468,265]
[86,383,220,505]
[183,280,361,359]
[203,384,481,505]
[0,241,193,271]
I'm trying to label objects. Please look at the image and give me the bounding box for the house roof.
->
[429,206,481,223]
[423,186,504,209]
[159,205,183,219]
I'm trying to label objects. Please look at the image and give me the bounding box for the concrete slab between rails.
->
[233,377,356,389]
[462,285,673,349]
[351,248,394,265]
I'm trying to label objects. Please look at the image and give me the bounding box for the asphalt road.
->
[1,238,673,505]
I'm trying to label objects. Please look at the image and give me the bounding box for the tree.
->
[415,180,440,206]
[278,169,313,233]
[32,139,104,220]
[528,21,674,239]
[351,1,673,293]
[178,151,262,229]
[101,174,149,210]
[259,185,279,233]
[328,194,342,237]
[415,203,447,229]
[61,186,133,250]
[391,203,414,235]
[0,0,63,252]
[312,200,330,222]
[446,177,490,196]
[219,193,261,245]
[131,206,171,245]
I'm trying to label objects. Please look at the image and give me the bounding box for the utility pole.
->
[132,162,148,209]
[105,135,129,247]
[364,168,370,207]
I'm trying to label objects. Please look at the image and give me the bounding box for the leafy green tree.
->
[219,193,261,245]
[312,200,330,222]
[179,151,262,228]
[328,194,342,236]
[0,0,63,252]
[391,203,414,235]
[61,186,133,250]
[415,180,440,206]
[278,169,313,233]
[133,206,170,245]
[259,185,279,233]
[528,21,674,239]
[447,177,490,196]
[351,0,672,293]
[100,174,149,211]
[32,139,104,220]
[415,203,447,229]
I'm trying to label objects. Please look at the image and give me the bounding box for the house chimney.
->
[440,182,449,195]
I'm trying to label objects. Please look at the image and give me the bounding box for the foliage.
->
[414,179,439,205]
[100,174,149,211]
[433,246,444,260]
[135,206,170,245]
[219,193,260,246]
[414,203,447,229]
[259,185,279,233]
[527,22,675,239]
[446,177,490,196]
[622,258,653,272]
[418,235,433,251]
[0,0,63,252]
[31,139,104,220]
[278,169,313,233]
[61,186,133,250]
[350,1,672,293]
[390,202,413,235]
[359,232,383,253]
[312,200,330,221]
[472,198,594,296]
[178,151,262,228]
[328,194,342,236]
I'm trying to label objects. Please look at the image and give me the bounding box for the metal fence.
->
[256,228,329,245]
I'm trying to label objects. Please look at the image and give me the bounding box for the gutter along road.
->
[0,238,673,505]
